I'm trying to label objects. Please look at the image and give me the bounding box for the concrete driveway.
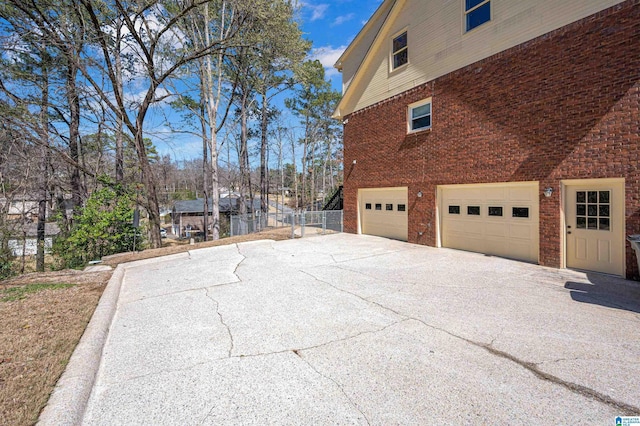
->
[40,234,640,425]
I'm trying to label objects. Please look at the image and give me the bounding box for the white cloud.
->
[332,13,355,26]
[307,3,329,21]
[125,87,172,109]
[311,45,347,77]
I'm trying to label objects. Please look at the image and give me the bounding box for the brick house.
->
[171,198,260,238]
[333,0,640,278]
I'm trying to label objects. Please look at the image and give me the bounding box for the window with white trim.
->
[408,99,432,132]
[465,0,490,32]
[391,31,408,70]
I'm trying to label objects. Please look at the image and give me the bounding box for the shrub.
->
[53,181,144,268]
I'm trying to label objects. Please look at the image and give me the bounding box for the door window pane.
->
[397,204,406,212]
[375,204,382,211]
[599,191,610,203]
[449,205,460,214]
[488,206,503,216]
[512,207,529,218]
[386,204,393,211]
[576,189,611,231]
[467,206,480,215]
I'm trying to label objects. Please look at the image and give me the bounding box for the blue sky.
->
[302,0,383,91]
[154,0,384,163]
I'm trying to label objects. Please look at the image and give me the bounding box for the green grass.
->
[1,283,76,302]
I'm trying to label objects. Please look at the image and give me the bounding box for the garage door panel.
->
[485,223,507,237]
[441,183,539,263]
[360,188,408,241]
[509,242,532,260]
[509,223,534,239]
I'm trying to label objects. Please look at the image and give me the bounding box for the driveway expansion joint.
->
[480,343,640,416]
[301,268,640,414]
[410,317,640,416]
[229,320,409,359]
[292,349,371,425]
[301,270,409,320]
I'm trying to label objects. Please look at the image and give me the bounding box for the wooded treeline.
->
[0,0,342,272]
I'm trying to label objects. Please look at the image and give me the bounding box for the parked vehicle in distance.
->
[160,228,167,238]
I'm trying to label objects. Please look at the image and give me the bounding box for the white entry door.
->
[565,180,624,276]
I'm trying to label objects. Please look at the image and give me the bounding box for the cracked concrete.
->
[41,233,640,425]
[205,288,234,358]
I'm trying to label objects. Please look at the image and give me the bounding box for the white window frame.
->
[390,29,408,72]
[464,0,491,33]
[407,98,432,133]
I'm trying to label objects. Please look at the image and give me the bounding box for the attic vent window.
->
[392,31,408,70]
[465,0,491,32]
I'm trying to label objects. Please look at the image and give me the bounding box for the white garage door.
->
[360,187,408,241]
[440,182,539,263]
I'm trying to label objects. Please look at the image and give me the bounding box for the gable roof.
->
[333,0,396,72]
[173,198,260,214]
[333,0,406,119]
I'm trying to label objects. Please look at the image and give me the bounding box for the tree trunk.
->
[301,124,308,210]
[291,135,298,210]
[134,111,162,247]
[260,91,268,214]
[36,58,49,272]
[67,60,83,209]
[203,1,225,241]
[239,88,249,220]
[114,22,124,182]
[199,64,209,241]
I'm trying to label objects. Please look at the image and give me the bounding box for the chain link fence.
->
[230,210,343,238]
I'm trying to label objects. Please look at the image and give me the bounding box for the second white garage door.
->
[439,182,539,263]
[359,187,408,241]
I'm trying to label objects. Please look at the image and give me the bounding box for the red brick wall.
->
[343,0,640,278]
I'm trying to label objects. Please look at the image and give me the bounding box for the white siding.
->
[9,238,53,256]
[339,1,395,94]
[340,0,624,116]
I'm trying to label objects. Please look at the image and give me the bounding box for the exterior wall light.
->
[417,191,423,198]
[352,159,357,165]
[543,187,553,197]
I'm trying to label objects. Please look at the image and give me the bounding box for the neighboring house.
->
[333,0,640,278]
[1,198,40,221]
[171,198,261,237]
[8,223,60,256]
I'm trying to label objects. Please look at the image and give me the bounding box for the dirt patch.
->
[0,227,297,425]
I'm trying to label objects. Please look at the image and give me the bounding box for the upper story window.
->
[391,31,408,70]
[465,0,490,32]
[408,98,432,133]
